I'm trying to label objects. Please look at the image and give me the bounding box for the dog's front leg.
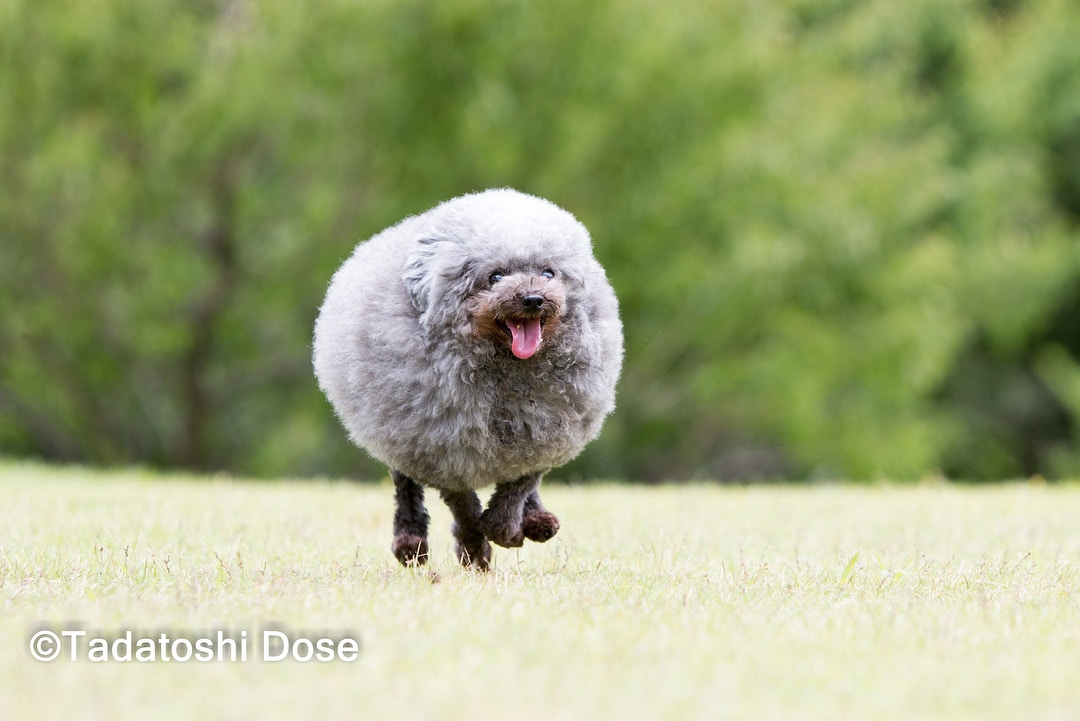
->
[479,473,543,548]
[391,471,430,566]
[439,489,492,570]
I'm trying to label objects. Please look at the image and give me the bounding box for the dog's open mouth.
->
[501,317,544,360]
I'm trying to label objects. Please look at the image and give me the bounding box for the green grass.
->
[2,462,1079,720]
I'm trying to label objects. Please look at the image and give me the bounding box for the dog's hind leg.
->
[521,488,560,543]
[391,470,430,567]
[479,473,543,548]
[438,489,492,570]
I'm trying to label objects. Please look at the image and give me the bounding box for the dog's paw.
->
[521,510,560,543]
[454,537,492,571]
[479,509,525,548]
[391,534,429,567]
[450,522,493,571]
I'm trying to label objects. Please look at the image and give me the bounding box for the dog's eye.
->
[541,269,555,279]
[488,273,504,286]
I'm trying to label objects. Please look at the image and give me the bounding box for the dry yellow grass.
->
[1,462,1078,720]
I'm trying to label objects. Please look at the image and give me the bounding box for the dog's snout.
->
[521,293,545,311]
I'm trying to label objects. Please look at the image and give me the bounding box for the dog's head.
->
[402,189,597,360]
[465,266,568,359]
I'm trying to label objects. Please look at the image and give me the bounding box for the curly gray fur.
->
[313,188,623,567]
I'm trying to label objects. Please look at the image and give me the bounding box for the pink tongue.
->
[508,318,543,359]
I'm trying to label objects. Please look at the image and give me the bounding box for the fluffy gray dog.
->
[313,188,623,570]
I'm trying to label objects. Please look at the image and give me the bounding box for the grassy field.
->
[1,462,1078,720]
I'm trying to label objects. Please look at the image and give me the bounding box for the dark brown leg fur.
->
[521,488,560,542]
[391,471,429,567]
[479,473,546,548]
[439,489,492,571]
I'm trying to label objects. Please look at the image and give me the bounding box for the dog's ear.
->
[404,234,473,316]
[402,236,442,313]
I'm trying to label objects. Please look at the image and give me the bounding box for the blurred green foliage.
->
[2,0,1080,481]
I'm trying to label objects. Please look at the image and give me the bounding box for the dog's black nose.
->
[521,294,545,311]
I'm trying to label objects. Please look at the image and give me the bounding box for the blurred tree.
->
[2,0,1079,481]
